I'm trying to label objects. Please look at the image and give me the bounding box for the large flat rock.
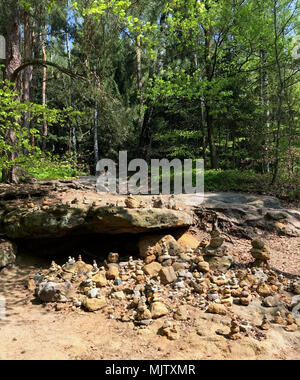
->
[0,205,194,239]
[180,192,300,237]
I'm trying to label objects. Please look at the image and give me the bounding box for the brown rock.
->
[150,302,169,319]
[206,303,227,316]
[263,296,281,308]
[92,273,107,288]
[63,261,93,274]
[83,297,107,312]
[210,237,224,249]
[293,282,300,295]
[108,252,119,263]
[27,279,36,292]
[257,283,274,297]
[251,239,266,250]
[250,248,270,261]
[106,266,119,280]
[285,324,298,332]
[139,235,183,259]
[143,262,162,278]
[159,267,177,285]
[177,232,199,250]
[174,306,188,321]
[144,255,156,264]
[172,262,187,272]
[204,255,232,273]
[161,326,179,340]
[125,196,139,209]
[198,261,210,273]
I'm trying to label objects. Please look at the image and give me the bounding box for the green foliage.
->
[21,153,87,180]
[0,79,81,174]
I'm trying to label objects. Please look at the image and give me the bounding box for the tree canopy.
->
[0,0,299,197]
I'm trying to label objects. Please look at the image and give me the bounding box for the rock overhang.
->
[0,205,194,240]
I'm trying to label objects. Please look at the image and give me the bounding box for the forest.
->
[0,0,299,198]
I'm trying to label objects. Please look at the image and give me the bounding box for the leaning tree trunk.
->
[2,4,22,184]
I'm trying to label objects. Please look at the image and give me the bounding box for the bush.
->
[21,153,87,181]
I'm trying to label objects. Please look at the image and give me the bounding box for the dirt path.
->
[0,266,299,361]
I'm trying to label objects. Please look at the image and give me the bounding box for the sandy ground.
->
[0,235,299,361]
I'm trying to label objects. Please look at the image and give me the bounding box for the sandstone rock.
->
[177,232,199,250]
[92,273,107,287]
[293,282,300,295]
[144,255,156,265]
[106,266,119,280]
[0,239,17,268]
[285,324,298,332]
[112,291,125,300]
[160,326,179,340]
[27,279,36,292]
[206,303,227,316]
[174,306,188,321]
[250,248,270,261]
[108,252,119,263]
[251,239,266,250]
[139,234,184,259]
[257,283,274,297]
[203,246,228,257]
[83,296,107,312]
[263,296,281,308]
[240,296,251,306]
[260,316,270,331]
[172,262,187,272]
[159,266,177,285]
[2,206,193,239]
[125,196,139,209]
[63,261,93,274]
[143,262,162,277]
[204,255,233,273]
[197,261,210,273]
[210,237,224,249]
[150,302,169,319]
[37,281,74,303]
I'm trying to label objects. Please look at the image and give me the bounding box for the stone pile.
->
[250,239,271,268]
[200,228,233,273]
[28,233,299,341]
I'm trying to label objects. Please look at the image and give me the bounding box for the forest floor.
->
[0,182,299,360]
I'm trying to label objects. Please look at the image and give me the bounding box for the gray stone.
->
[0,239,17,268]
[204,255,233,273]
[263,296,281,308]
[37,281,74,303]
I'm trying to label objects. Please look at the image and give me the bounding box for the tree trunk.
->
[2,4,22,183]
[66,32,77,154]
[42,24,48,150]
[23,11,33,134]
[271,0,284,186]
[136,36,144,131]
[206,103,217,169]
[94,101,99,173]
[29,25,38,147]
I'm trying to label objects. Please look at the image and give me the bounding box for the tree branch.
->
[12,60,86,82]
